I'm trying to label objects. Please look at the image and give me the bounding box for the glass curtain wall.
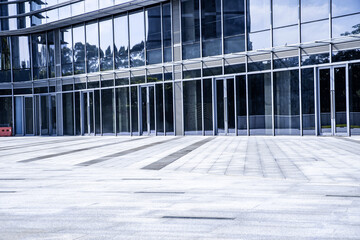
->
[248,73,272,135]
[0,37,11,83]
[86,21,99,73]
[131,86,139,134]
[114,14,129,69]
[201,0,222,57]
[12,36,31,82]
[146,6,162,65]
[236,75,247,135]
[181,0,200,59]
[274,70,300,135]
[32,33,47,80]
[73,24,85,75]
[60,27,73,76]
[156,84,164,135]
[183,80,202,135]
[116,87,130,135]
[223,0,245,54]
[129,11,145,67]
[99,18,114,71]
[301,68,315,135]
[203,79,213,135]
[102,88,115,134]
[47,31,55,78]
[163,3,172,62]
[350,63,360,135]
[164,83,174,134]
[63,92,74,135]
[0,97,12,127]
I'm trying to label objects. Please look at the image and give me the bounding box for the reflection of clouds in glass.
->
[301,20,329,43]
[332,14,360,37]
[100,19,113,53]
[273,0,298,27]
[248,0,270,32]
[129,12,145,48]
[248,30,270,50]
[332,0,360,17]
[301,0,328,22]
[273,26,298,46]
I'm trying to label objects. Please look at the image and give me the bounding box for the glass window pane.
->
[129,11,145,67]
[164,83,174,134]
[248,73,272,135]
[183,80,202,135]
[0,97,12,127]
[203,79,213,135]
[60,27,73,76]
[301,0,328,23]
[224,35,245,54]
[86,22,99,73]
[100,0,113,8]
[99,18,114,71]
[301,20,329,43]
[0,37,11,83]
[350,63,360,135]
[273,25,298,47]
[63,92,74,135]
[102,88,115,134]
[332,0,360,17]
[131,86,139,134]
[146,6,162,64]
[32,33,47,80]
[272,0,298,28]
[248,30,270,51]
[202,0,222,57]
[274,70,300,135]
[85,0,98,12]
[114,15,129,69]
[73,24,85,75]
[163,3,172,62]
[301,68,315,135]
[182,0,200,59]
[332,13,360,38]
[247,0,271,32]
[236,76,247,135]
[72,1,84,16]
[12,36,31,81]
[156,84,164,134]
[116,87,130,135]
[224,0,245,36]
[47,31,55,78]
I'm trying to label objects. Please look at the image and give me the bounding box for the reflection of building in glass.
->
[0,0,360,137]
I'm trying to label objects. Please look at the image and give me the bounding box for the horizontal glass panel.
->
[332,0,360,17]
[247,0,271,32]
[332,13,360,38]
[248,30,270,51]
[273,26,298,47]
[272,0,298,28]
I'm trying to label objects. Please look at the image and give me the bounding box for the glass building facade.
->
[0,0,360,136]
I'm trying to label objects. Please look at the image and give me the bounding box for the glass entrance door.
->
[81,91,95,135]
[38,94,57,135]
[215,78,235,135]
[318,66,348,136]
[140,85,155,135]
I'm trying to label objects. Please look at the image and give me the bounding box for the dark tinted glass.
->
[181,0,200,59]
[350,63,360,135]
[202,0,222,57]
[183,80,202,135]
[146,6,162,64]
[163,3,172,62]
[0,37,11,83]
[32,33,47,80]
[12,36,31,81]
[102,88,115,134]
[47,31,55,78]
[60,28,73,76]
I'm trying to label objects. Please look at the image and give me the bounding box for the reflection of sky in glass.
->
[332,0,360,17]
[100,0,113,8]
[85,0,98,12]
[71,2,84,16]
[301,0,328,23]
[86,22,99,47]
[301,20,329,43]
[247,0,270,32]
[332,14,360,38]
[273,26,298,46]
[114,15,128,51]
[15,37,30,69]
[100,19,113,54]
[272,0,298,28]
[248,30,270,50]
[129,11,144,49]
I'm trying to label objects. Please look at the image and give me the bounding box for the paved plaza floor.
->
[0,136,360,240]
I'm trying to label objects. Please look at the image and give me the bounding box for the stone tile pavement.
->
[0,136,360,239]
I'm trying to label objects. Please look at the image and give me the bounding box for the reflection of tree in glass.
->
[341,23,360,36]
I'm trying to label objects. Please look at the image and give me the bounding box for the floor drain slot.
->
[122,178,162,181]
[162,216,235,220]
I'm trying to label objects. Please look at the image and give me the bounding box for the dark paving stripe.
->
[0,178,25,181]
[326,195,360,198]
[142,137,214,170]
[134,192,185,194]
[76,138,179,167]
[122,178,161,181]
[18,138,145,163]
[162,216,235,220]
[0,138,88,151]
[0,191,17,193]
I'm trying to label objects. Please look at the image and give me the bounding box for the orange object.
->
[0,127,12,137]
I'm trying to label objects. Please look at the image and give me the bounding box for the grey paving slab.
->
[0,136,359,239]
